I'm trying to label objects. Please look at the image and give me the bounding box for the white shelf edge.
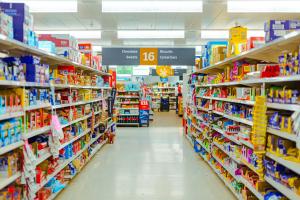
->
[265,176,300,200]
[59,128,91,150]
[213,142,241,164]
[61,114,92,128]
[24,103,51,111]
[0,141,24,155]
[0,172,21,190]
[35,152,52,166]
[266,152,300,174]
[212,127,241,145]
[0,111,24,121]
[267,128,297,142]
[52,98,103,109]
[239,176,264,200]
[24,126,51,139]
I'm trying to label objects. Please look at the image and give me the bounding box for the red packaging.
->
[139,100,149,110]
[247,37,265,49]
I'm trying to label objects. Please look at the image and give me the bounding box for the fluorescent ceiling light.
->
[102,0,202,13]
[93,46,102,52]
[228,1,300,13]
[4,0,77,13]
[201,30,229,39]
[35,30,101,39]
[118,31,184,39]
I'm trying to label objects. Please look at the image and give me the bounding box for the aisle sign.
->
[140,48,158,65]
[102,47,195,66]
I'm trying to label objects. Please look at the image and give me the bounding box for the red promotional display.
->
[139,100,149,110]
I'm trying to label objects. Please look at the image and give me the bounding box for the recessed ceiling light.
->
[118,31,184,39]
[201,30,229,39]
[4,0,78,13]
[102,0,203,13]
[35,30,101,39]
[227,0,300,13]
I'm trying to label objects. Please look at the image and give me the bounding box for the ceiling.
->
[31,0,300,47]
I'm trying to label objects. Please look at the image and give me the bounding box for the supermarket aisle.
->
[57,111,235,200]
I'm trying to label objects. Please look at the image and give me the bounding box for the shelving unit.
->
[0,31,115,200]
[116,91,140,126]
[151,86,176,111]
[185,30,300,200]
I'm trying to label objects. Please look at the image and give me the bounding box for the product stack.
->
[116,83,141,126]
[184,25,300,200]
[0,3,116,200]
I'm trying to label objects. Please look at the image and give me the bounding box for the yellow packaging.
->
[227,26,248,57]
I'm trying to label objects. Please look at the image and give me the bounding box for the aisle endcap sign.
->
[102,48,195,66]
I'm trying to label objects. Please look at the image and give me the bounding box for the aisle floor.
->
[57,111,235,200]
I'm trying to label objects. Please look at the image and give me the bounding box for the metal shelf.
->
[0,141,24,155]
[0,111,24,121]
[239,176,264,200]
[24,103,51,111]
[212,127,241,145]
[267,128,298,142]
[195,138,211,153]
[24,126,51,139]
[0,34,110,76]
[265,176,300,200]
[198,30,300,74]
[213,111,253,126]
[59,128,91,150]
[266,152,300,174]
[213,142,241,164]
[0,172,21,190]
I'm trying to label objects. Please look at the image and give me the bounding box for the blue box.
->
[288,20,300,30]
[0,3,30,42]
[139,110,149,126]
[265,29,291,43]
[264,20,289,32]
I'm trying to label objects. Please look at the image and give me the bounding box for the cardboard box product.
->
[38,34,78,50]
[79,43,92,67]
[0,11,13,39]
[227,26,248,57]
[0,3,33,43]
[264,20,289,32]
[265,29,292,43]
[288,20,300,30]
[247,37,265,49]
[229,26,247,42]
[38,41,57,54]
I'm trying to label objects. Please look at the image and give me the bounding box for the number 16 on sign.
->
[140,48,158,65]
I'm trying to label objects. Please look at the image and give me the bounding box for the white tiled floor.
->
[57,111,235,200]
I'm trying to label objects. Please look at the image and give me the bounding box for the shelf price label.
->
[140,48,158,65]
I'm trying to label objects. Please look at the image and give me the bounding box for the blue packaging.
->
[0,3,30,42]
[264,20,289,32]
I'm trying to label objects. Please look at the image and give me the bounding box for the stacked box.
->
[0,3,34,44]
[38,34,82,63]
[78,43,92,67]
[0,11,13,39]
[202,41,228,68]
[264,20,300,43]
[211,46,226,64]
[20,56,50,84]
[227,26,248,57]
